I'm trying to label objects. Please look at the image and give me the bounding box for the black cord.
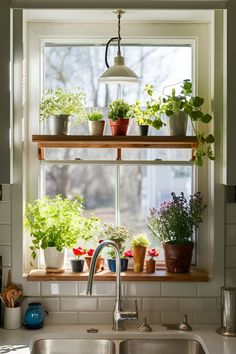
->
[105,37,118,68]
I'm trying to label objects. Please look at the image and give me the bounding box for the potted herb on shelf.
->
[131,84,164,136]
[25,195,99,272]
[131,234,150,273]
[85,246,105,273]
[146,248,159,273]
[147,192,206,273]
[108,99,131,136]
[40,87,86,135]
[86,109,105,136]
[159,80,215,166]
[71,246,86,272]
[103,224,130,272]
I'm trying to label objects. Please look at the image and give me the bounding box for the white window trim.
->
[22,19,213,276]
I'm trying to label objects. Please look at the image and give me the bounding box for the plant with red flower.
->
[147,248,159,259]
[123,249,133,258]
[86,248,94,257]
[73,246,86,259]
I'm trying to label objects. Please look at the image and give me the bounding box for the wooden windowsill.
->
[27,268,208,282]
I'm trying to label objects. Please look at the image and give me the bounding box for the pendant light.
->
[99,10,140,84]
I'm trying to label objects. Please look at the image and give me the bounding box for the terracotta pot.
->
[109,118,129,136]
[85,256,105,273]
[145,259,156,273]
[167,111,188,136]
[163,242,194,273]
[88,120,105,136]
[132,246,147,272]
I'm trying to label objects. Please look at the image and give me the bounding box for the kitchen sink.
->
[30,339,116,354]
[119,339,206,354]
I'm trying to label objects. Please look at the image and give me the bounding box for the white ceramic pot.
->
[168,111,188,136]
[44,247,66,270]
[4,306,22,329]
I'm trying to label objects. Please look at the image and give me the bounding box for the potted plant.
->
[86,109,106,136]
[71,246,86,272]
[131,84,164,136]
[40,87,86,135]
[85,245,105,273]
[131,234,150,272]
[103,224,130,272]
[159,80,215,166]
[108,99,131,136]
[147,192,206,273]
[123,249,133,270]
[146,248,159,273]
[25,195,99,272]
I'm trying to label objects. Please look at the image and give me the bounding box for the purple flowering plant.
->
[147,192,207,245]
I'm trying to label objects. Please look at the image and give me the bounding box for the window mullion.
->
[115,164,121,226]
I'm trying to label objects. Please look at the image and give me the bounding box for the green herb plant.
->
[25,195,99,259]
[131,84,164,130]
[103,224,130,259]
[131,234,150,248]
[147,192,207,245]
[86,110,104,121]
[40,87,86,125]
[108,99,131,121]
[159,80,215,166]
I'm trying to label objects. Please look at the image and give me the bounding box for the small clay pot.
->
[109,118,129,136]
[163,242,194,273]
[146,259,156,273]
[132,246,147,273]
[85,256,105,273]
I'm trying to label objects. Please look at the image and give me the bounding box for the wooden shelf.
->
[27,268,208,282]
[32,135,198,160]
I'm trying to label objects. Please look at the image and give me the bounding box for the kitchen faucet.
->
[86,240,138,330]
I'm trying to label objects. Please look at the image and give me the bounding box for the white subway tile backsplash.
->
[23,297,60,312]
[226,225,236,245]
[41,282,78,296]
[61,297,97,311]
[0,245,11,266]
[161,311,192,324]
[46,312,78,325]
[124,282,160,297]
[192,311,220,325]
[98,297,141,312]
[2,184,11,202]
[161,283,197,297]
[226,269,236,287]
[22,279,40,296]
[142,298,179,312]
[198,279,222,297]
[79,281,116,296]
[226,203,236,224]
[0,202,11,223]
[179,298,217,312]
[78,312,113,324]
[226,246,236,268]
[0,224,11,244]
[139,311,161,324]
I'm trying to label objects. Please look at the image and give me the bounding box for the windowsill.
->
[26,268,208,282]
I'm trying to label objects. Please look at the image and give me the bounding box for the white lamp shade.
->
[99,55,140,84]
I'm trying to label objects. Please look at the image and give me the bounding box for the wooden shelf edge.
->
[27,268,208,282]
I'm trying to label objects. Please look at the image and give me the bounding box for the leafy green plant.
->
[147,192,207,245]
[131,84,164,130]
[25,195,100,259]
[40,87,86,125]
[103,224,130,259]
[108,99,131,121]
[159,80,215,166]
[86,110,104,121]
[131,234,150,248]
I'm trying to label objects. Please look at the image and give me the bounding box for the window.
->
[26,20,210,269]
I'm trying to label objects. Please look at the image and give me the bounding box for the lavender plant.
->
[147,192,207,245]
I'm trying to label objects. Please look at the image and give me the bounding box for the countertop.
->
[0,324,236,354]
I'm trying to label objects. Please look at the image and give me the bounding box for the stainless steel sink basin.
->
[119,339,206,354]
[30,339,116,354]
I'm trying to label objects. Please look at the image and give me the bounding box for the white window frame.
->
[25,20,211,271]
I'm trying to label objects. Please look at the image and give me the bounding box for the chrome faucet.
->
[86,240,138,330]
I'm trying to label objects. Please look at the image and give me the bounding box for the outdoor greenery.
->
[131,233,150,247]
[25,195,99,259]
[159,80,215,166]
[147,192,207,245]
[86,110,104,121]
[40,87,86,125]
[131,84,164,130]
[108,99,131,121]
[103,224,130,259]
